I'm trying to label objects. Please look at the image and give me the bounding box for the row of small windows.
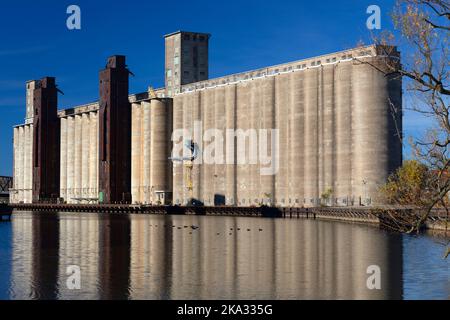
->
[358,50,372,56]
[180,51,374,92]
[183,34,207,42]
[167,69,206,82]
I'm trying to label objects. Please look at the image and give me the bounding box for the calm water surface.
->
[0,211,448,300]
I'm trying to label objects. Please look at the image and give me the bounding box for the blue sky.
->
[0,0,430,176]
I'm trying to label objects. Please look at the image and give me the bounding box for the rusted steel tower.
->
[32,77,60,203]
[98,55,132,204]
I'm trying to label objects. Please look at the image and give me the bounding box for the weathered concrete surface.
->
[131,99,173,204]
[59,112,98,203]
[11,39,402,208]
[10,124,33,204]
[173,55,402,207]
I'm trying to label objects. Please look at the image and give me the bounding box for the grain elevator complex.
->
[10,31,402,207]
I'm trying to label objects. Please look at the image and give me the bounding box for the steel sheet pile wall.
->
[172,57,402,207]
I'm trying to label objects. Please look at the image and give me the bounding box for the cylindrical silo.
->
[81,113,90,201]
[248,80,259,206]
[304,68,319,206]
[74,115,82,200]
[66,116,75,203]
[317,68,324,200]
[225,85,237,206]
[27,124,33,203]
[28,124,34,202]
[235,83,250,206]
[290,71,305,207]
[214,86,226,205]
[142,101,151,204]
[352,59,391,205]
[12,127,19,203]
[131,102,142,204]
[165,99,173,203]
[202,89,214,206]
[24,125,31,203]
[322,64,335,205]
[60,118,67,201]
[259,77,276,206]
[188,91,199,204]
[17,126,24,202]
[89,112,98,200]
[172,95,184,205]
[23,125,28,202]
[275,74,289,207]
[334,62,353,205]
[150,99,169,204]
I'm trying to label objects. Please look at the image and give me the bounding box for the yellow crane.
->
[148,86,157,99]
[184,161,194,200]
[169,140,199,204]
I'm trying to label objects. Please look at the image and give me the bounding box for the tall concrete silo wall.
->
[60,112,98,203]
[172,57,402,207]
[11,124,33,203]
[131,99,173,204]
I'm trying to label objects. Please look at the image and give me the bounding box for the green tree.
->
[361,0,449,233]
[320,188,333,206]
[379,160,430,206]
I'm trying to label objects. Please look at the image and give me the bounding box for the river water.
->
[0,211,448,300]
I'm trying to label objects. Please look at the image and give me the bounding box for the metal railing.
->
[0,176,12,194]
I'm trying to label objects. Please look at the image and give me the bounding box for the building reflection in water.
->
[11,212,60,299]
[10,212,403,299]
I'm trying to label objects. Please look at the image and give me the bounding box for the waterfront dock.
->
[7,203,447,231]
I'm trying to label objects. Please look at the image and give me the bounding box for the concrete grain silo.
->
[10,32,402,208]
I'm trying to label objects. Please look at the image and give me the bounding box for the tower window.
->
[184,34,190,41]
